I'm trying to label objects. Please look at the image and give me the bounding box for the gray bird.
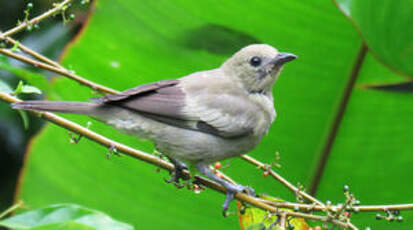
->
[12,44,296,214]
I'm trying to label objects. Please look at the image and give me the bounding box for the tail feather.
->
[12,101,98,114]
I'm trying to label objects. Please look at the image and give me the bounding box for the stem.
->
[284,210,350,229]
[240,155,326,208]
[0,48,118,94]
[279,213,287,230]
[0,201,23,219]
[1,0,75,37]
[264,200,413,213]
[5,37,61,68]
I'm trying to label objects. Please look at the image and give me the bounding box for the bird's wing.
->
[91,78,260,138]
[92,79,188,120]
[182,90,261,138]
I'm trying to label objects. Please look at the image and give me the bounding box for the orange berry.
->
[263,171,269,177]
[214,162,222,169]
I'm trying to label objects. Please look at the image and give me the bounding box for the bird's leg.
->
[165,156,188,188]
[196,162,255,216]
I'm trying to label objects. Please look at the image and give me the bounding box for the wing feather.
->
[92,77,262,138]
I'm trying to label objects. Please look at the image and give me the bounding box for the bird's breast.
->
[248,93,276,136]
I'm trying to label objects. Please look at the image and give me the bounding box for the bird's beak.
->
[271,52,297,66]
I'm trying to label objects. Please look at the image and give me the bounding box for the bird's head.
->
[222,44,296,94]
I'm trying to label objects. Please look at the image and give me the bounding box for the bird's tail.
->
[12,101,99,114]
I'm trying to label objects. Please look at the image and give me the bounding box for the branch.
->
[5,37,62,68]
[241,155,325,208]
[0,91,357,229]
[1,0,75,38]
[0,48,118,94]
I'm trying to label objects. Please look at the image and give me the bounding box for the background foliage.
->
[0,0,412,229]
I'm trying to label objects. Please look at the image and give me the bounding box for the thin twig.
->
[284,210,350,229]
[0,48,118,94]
[279,212,287,230]
[1,0,74,38]
[5,37,61,68]
[263,200,413,213]
[0,201,24,219]
[241,155,325,208]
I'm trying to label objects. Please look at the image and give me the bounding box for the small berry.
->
[354,200,361,205]
[27,2,33,9]
[396,216,403,222]
[263,171,269,177]
[314,226,322,230]
[26,25,33,32]
[33,24,39,29]
[193,184,201,194]
[343,184,349,192]
[214,162,222,169]
[69,14,75,20]
[344,211,351,218]
[326,200,332,206]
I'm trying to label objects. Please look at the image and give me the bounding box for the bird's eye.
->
[249,56,262,67]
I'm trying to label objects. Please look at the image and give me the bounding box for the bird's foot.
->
[222,183,255,217]
[165,159,188,188]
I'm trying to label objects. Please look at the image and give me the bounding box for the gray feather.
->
[12,101,98,114]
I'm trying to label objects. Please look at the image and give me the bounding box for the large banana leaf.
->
[15,0,412,229]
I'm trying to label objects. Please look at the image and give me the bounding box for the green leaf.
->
[335,0,413,77]
[19,85,42,95]
[0,58,51,95]
[15,0,413,230]
[14,81,42,95]
[238,196,309,230]
[10,41,21,52]
[316,52,413,229]
[0,203,133,230]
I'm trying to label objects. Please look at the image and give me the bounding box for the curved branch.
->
[0,92,355,229]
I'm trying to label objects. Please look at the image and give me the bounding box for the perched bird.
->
[12,44,296,214]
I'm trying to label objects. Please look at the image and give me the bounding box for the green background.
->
[5,0,412,229]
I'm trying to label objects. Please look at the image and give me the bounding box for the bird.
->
[12,44,296,215]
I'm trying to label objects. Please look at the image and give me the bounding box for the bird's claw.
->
[222,184,255,217]
[164,174,187,188]
[165,158,188,188]
[164,178,186,188]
